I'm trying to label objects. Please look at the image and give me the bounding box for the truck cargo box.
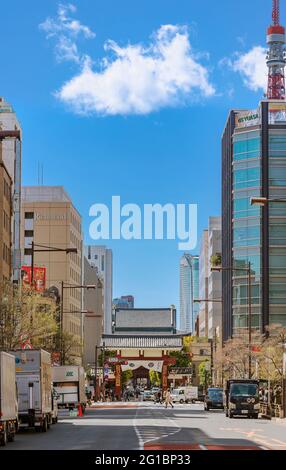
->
[52,366,86,407]
[0,352,17,422]
[11,350,52,416]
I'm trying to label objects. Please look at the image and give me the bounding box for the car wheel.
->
[179,399,184,404]
[0,425,7,446]
[42,418,48,433]
[8,431,15,442]
[229,412,234,418]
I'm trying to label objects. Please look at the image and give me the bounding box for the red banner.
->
[22,266,46,292]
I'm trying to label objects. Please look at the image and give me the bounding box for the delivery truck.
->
[0,352,18,446]
[171,386,198,404]
[224,379,260,419]
[52,365,86,412]
[11,349,52,432]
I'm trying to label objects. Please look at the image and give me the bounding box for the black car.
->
[204,387,224,410]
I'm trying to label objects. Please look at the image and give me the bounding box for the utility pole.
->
[94,345,98,402]
[102,341,106,401]
[248,261,252,379]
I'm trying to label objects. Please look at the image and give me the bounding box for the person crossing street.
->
[164,389,174,409]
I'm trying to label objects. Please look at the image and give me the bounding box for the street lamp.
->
[30,243,77,287]
[211,263,253,379]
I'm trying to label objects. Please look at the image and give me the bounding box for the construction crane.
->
[267,0,286,99]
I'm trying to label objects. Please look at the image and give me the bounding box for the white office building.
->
[0,97,22,283]
[85,245,113,334]
[198,216,222,339]
[179,254,199,333]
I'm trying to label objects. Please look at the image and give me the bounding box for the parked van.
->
[171,386,198,404]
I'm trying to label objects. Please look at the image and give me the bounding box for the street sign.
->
[169,367,193,375]
[108,357,120,363]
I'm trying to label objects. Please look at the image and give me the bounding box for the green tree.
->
[149,370,161,386]
[0,281,57,351]
[122,369,133,386]
[169,350,191,368]
[199,361,211,391]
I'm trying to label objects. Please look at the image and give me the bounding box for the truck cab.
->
[225,379,260,419]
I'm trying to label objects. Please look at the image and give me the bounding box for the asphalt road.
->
[3,402,286,450]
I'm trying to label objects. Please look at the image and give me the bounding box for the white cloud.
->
[39,3,95,63]
[56,25,215,116]
[229,46,267,92]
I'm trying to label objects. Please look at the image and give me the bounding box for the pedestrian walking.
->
[154,391,162,404]
[164,389,174,409]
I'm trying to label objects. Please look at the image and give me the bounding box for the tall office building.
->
[179,254,199,333]
[85,245,113,334]
[198,217,222,339]
[21,186,83,361]
[222,102,286,341]
[0,97,22,283]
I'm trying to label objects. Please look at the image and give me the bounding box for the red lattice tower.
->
[267,0,286,99]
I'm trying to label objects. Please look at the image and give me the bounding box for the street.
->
[4,403,286,451]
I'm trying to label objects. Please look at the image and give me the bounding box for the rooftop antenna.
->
[267,0,286,99]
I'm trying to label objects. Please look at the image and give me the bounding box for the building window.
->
[25,212,34,219]
[101,255,104,272]
[24,230,34,237]
[24,249,32,256]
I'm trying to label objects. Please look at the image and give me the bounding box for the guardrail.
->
[260,403,283,419]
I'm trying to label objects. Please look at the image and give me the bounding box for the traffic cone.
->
[77,404,83,417]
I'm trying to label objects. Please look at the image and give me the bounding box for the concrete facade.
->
[21,186,83,359]
[0,154,12,282]
[85,245,113,335]
[83,257,104,366]
[198,217,222,340]
[0,97,22,283]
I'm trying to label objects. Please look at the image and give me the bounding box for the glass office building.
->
[222,101,286,341]
[180,254,199,333]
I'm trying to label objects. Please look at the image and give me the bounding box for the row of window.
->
[3,242,11,265]
[70,267,81,285]
[3,179,11,202]
[3,210,10,233]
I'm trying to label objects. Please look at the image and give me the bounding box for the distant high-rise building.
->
[0,97,22,284]
[113,295,134,309]
[85,245,113,334]
[179,254,199,333]
[198,217,222,339]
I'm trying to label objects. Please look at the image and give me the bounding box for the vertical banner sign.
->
[21,266,46,292]
[115,364,121,399]
[115,364,121,387]
[162,364,168,391]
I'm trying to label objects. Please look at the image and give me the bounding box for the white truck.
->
[52,366,86,412]
[171,386,198,404]
[11,349,52,432]
[0,352,18,445]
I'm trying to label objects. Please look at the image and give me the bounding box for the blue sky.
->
[0,0,277,314]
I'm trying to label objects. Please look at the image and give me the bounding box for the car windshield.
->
[208,389,223,400]
[230,383,258,397]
